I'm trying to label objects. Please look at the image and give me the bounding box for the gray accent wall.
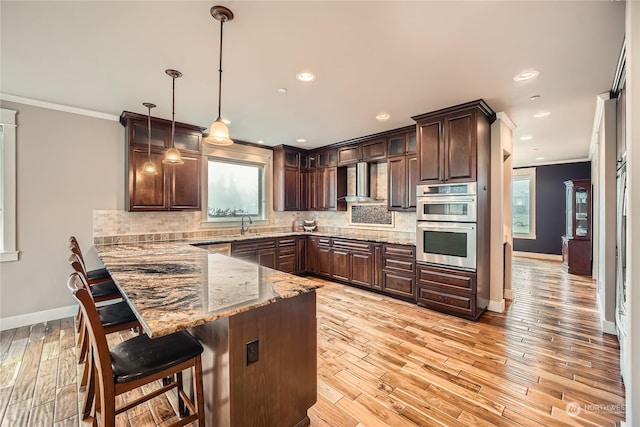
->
[513,161,591,255]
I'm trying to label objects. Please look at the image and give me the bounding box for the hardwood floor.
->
[0,257,626,426]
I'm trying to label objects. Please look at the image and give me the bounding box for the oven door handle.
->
[417,196,476,203]
[418,223,476,231]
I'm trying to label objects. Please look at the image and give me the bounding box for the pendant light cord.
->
[171,75,176,148]
[217,18,225,120]
[147,106,152,159]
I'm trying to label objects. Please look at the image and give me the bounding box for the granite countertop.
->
[188,231,416,247]
[95,242,322,338]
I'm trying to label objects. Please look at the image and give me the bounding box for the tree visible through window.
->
[207,159,265,220]
[512,167,536,239]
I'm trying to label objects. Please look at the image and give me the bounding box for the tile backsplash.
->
[93,164,416,244]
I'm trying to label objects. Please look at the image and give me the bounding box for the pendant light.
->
[141,102,158,175]
[162,69,184,164]
[204,5,234,146]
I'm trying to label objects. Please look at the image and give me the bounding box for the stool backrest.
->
[67,272,116,402]
[69,253,90,283]
[69,236,86,266]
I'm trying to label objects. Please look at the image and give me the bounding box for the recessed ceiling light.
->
[530,94,541,101]
[221,118,231,125]
[376,112,390,121]
[513,70,539,82]
[520,135,533,141]
[296,138,306,143]
[533,111,551,118]
[535,156,545,161]
[278,88,288,93]
[532,148,539,151]
[257,140,265,144]
[296,71,315,82]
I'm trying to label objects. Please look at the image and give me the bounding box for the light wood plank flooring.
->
[0,257,626,426]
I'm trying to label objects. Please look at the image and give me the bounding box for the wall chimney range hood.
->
[341,162,383,203]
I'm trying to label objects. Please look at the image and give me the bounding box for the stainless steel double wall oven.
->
[416,182,478,270]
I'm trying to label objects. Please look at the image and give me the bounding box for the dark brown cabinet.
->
[330,239,376,288]
[416,264,482,320]
[308,236,332,276]
[562,179,592,275]
[273,146,305,211]
[387,132,417,212]
[337,145,360,165]
[231,239,277,269]
[121,111,203,212]
[413,100,493,184]
[360,138,387,161]
[381,244,416,301]
[316,167,347,211]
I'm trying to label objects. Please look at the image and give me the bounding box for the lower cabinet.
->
[382,244,416,301]
[416,264,484,320]
[231,239,277,269]
[277,237,297,274]
[308,236,332,277]
[331,239,376,288]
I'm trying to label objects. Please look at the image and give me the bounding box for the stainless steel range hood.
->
[341,162,383,203]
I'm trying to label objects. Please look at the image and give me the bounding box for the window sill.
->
[0,251,19,262]
[513,234,536,240]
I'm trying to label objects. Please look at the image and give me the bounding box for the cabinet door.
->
[170,154,201,210]
[128,147,167,210]
[326,168,337,210]
[283,167,301,211]
[382,271,415,299]
[130,120,166,148]
[316,245,332,277]
[407,155,418,210]
[418,119,444,183]
[296,237,308,274]
[173,128,201,153]
[387,157,406,211]
[361,138,387,161]
[444,111,476,182]
[332,249,351,282]
[338,145,359,165]
[351,251,373,287]
[306,169,317,211]
[387,134,406,158]
[258,249,277,269]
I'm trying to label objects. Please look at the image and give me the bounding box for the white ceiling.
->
[1,1,625,167]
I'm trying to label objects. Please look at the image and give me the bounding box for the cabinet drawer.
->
[417,265,475,292]
[232,238,277,254]
[383,257,415,273]
[278,237,297,248]
[382,272,415,300]
[383,244,415,259]
[417,285,474,316]
[332,239,371,253]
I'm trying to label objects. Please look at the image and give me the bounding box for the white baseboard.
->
[0,305,77,331]
[601,319,617,335]
[487,299,505,313]
[504,289,514,300]
[513,251,562,262]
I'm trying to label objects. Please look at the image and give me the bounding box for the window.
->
[203,145,270,224]
[512,167,536,239]
[0,108,18,261]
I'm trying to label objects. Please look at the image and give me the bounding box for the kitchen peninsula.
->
[95,242,320,427]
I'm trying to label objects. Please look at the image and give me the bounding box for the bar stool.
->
[68,273,205,426]
[69,236,111,284]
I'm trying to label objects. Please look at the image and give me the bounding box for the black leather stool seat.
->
[90,280,120,299]
[98,302,138,328]
[87,267,110,281]
[110,331,203,384]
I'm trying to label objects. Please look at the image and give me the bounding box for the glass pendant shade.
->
[141,102,158,175]
[205,118,233,145]
[162,147,184,164]
[141,160,158,175]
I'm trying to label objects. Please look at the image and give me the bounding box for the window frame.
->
[512,167,537,240]
[201,144,272,226]
[0,108,18,261]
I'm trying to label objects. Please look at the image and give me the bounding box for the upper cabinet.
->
[121,111,204,212]
[387,131,417,211]
[413,100,494,184]
[273,145,305,211]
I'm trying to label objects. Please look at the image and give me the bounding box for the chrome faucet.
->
[240,214,252,235]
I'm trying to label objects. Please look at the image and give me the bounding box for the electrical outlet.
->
[246,339,259,365]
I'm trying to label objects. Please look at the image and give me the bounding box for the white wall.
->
[626,1,640,423]
[0,101,122,324]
